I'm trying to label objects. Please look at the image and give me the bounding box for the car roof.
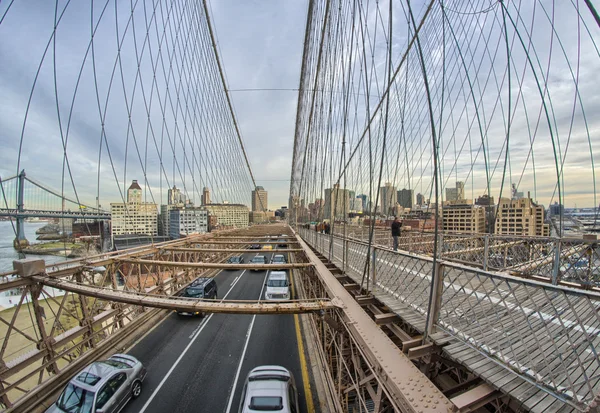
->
[249,365,291,377]
[71,361,123,391]
[273,254,285,258]
[253,255,265,259]
[268,271,287,279]
[189,277,214,288]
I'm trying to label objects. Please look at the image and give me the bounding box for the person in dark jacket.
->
[391,216,402,251]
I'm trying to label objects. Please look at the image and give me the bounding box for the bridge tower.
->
[13,169,29,249]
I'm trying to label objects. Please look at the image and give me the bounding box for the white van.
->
[264,271,290,301]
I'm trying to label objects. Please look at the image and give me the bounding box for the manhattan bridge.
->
[0,1,600,412]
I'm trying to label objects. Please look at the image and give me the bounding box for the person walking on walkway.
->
[391,216,402,252]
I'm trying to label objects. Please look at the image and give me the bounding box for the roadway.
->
[122,247,310,413]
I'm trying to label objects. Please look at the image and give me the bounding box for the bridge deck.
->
[302,229,600,412]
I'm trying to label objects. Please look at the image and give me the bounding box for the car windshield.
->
[56,383,95,413]
[267,279,288,287]
[272,257,285,263]
[228,257,241,263]
[249,396,283,411]
[185,287,204,297]
[100,360,130,369]
[252,257,265,263]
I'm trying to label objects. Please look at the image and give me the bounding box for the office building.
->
[442,204,486,234]
[252,186,268,212]
[379,183,397,216]
[495,195,549,236]
[397,188,414,209]
[168,186,186,205]
[169,207,208,238]
[203,204,249,228]
[350,196,363,214]
[111,180,158,237]
[445,181,465,202]
[202,187,211,206]
[324,185,350,220]
[416,193,425,206]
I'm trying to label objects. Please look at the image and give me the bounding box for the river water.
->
[0,221,64,273]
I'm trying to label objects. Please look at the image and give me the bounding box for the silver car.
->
[46,354,147,413]
[238,365,299,413]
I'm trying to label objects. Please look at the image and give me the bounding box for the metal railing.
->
[300,228,600,411]
[329,225,600,288]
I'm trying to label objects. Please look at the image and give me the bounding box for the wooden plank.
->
[374,313,399,325]
[342,283,360,291]
[402,338,422,353]
[450,383,497,410]
[408,343,436,359]
[355,296,375,306]
[385,323,413,342]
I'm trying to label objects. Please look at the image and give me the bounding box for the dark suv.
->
[226,256,245,269]
[250,255,267,271]
[176,277,217,316]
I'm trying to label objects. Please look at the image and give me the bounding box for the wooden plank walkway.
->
[305,232,600,412]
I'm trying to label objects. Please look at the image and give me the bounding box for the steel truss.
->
[0,226,323,409]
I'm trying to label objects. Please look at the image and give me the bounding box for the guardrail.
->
[299,228,600,411]
[328,226,600,288]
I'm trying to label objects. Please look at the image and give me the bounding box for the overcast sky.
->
[1,1,599,212]
[209,0,307,209]
[0,0,307,210]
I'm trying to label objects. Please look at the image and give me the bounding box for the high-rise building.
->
[111,180,158,237]
[495,195,549,236]
[349,196,363,213]
[324,185,351,220]
[549,202,564,217]
[202,187,211,206]
[445,181,465,202]
[442,204,486,233]
[379,183,397,216]
[252,186,268,212]
[357,194,369,212]
[416,193,425,206]
[397,189,414,209]
[475,194,496,233]
[169,207,208,238]
[202,204,249,228]
[168,186,186,205]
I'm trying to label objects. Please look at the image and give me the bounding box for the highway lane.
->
[123,247,309,413]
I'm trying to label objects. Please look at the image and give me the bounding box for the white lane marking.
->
[224,271,269,413]
[231,275,240,286]
[139,268,249,413]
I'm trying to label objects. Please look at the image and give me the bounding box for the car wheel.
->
[132,380,142,398]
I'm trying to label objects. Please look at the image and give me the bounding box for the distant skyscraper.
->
[252,186,268,212]
[324,185,350,219]
[357,194,369,212]
[379,183,396,216]
[128,180,142,204]
[111,180,158,237]
[397,189,414,209]
[202,187,211,206]
[416,193,425,206]
[168,186,186,205]
[445,181,465,202]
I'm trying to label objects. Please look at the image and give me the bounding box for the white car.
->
[264,271,290,300]
[238,366,299,413]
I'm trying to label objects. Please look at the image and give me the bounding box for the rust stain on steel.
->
[117,259,313,270]
[31,275,334,314]
[295,232,453,413]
